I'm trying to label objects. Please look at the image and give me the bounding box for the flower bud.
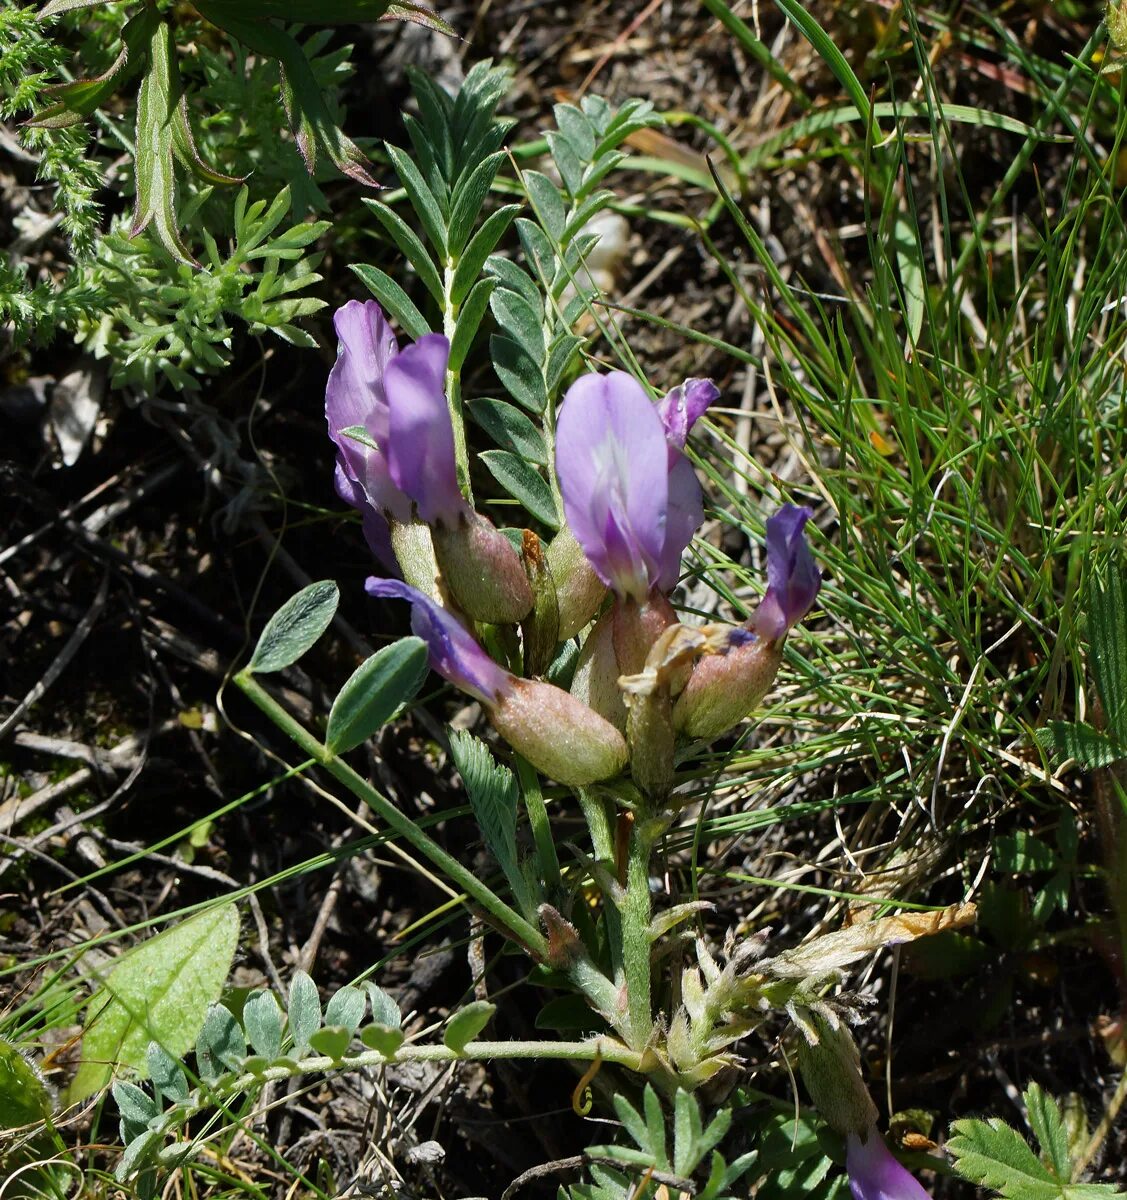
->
[432,513,534,625]
[520,530,561,678]
[546,525,607,640]
[672,634,783,743]
[571,608,627,731]
[794,1010,878,1139]
[492,678,628,786]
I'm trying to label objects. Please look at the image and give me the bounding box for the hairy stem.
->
[622,815,655,1050]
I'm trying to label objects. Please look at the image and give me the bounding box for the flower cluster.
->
[325,299,822,791]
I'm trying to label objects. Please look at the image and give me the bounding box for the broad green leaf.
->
[490,334,548,413]
[68,903,239,1101]
[443,1000,495,1054]
[131,20,195,265]
[288,970,321,1055]
[351,264,431,341]
[448,151,506,256]
[480,450,558,528]
[385,143,448,257]
[484,255,542,308]
[491,288,545,357]
[523,170,567,241]
[948,1116,1059,1200]
[113,1079,157,1126]
[147,1042,188,1103]
[359,1024,404,1056]
[308,1026,351,1060]
[448,276,497,373]
[451,205,522,305]
[0,1036,53,1127]
[249,580,339,674]
[1089,561,1127,746]
[243,990,284,1060]
[995,832,1056,874]
[196,1002,246,1080]
[1042,721,1124,769]
[365,982,402,1028]
[893,208,925,344]
[325,637,428,754]
[363,199,444,304]
[468,398,547,465]
[324,986,367,1034]
[1025,1083,1071,1182]
[30,8,158,128]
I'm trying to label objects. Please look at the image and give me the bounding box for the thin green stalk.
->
[442,257,472,503]
[622,816,655,1051]
[516,754,560,891]
[236,670,543,957]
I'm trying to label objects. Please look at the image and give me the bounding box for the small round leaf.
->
[325,637,428,754]
[249,581,339,674]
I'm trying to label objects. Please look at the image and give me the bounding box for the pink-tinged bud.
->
[546,525,607,640]
[520,531,561,678]
[432,513,534,625]
[491,678,628,786]
[612,593,678,678]
[794,1010,879,1139]
[672,634,782,743]
[846,1131,932,1200]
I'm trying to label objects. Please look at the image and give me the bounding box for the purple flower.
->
[384,333,467,528]
[326,300,409,522]
[846,1132,931,1200]
[656,378,719,450]
[367,579,628,785]
[752,504,821,640]
[365,579,510,704]
[556,372,719,601]
[326,300,466,531]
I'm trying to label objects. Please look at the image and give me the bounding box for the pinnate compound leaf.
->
[324,985,367,1033]
[288,970,322,1055]
[448,276,497,373]
[1089,560,1127,746]
[325,637,428,754]
[68,903,239,1102]
[0,1036,54,1127]
[243,990,284,1060]
[351,264,431,342]
[448,730,532,912]
[468,398,547,465]
[1024,1083,1071,1182]
[249,580,339,673]
[443,1000,496,1054]
[490,333,548,413]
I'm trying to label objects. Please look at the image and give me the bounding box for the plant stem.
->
[578,786,625,984]
[516,754,560,892]
[235,670,544,957]
[622,815,655,1051]
[443,257,473,503]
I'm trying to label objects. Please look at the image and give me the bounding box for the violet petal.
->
[556,372,668,602]
[656,451,705,591]
[657,378,720,450]
[385,334,466,528]
[325,300,409,520]
[753,503,821,639]
[365,579,510,704]
[846,1132,931,1200]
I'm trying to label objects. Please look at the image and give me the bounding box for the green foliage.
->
[68,903,239,1102]
[948,1083,1120,1200]
[571,1086,755,1200]
[1044,559,1127,768]
[325,636,429,753]
[0,1035,54,1128]
[248,579,340,674]
[71,186,330,390]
